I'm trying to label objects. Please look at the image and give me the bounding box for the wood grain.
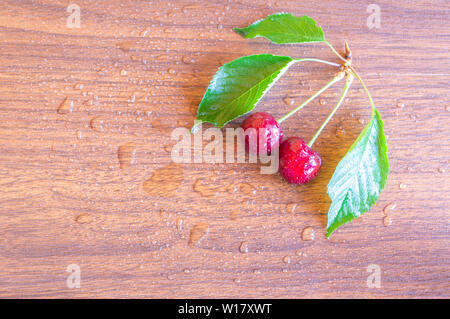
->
[0,0,449,298]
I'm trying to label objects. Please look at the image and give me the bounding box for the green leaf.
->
[194,54,295,129]
[234,13,324,44]
[326,109,389,237]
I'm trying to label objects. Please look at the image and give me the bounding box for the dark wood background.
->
[0,0,448,298]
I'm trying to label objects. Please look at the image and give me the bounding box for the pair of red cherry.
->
[242,112,322,184]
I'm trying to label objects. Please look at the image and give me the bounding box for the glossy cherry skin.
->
[241,112,283,155]
[278,137,322,184]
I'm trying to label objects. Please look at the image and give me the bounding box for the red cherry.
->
[279,137,322,184]
[241,112,283,155]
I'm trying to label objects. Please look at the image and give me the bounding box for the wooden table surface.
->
[0,0,449,298]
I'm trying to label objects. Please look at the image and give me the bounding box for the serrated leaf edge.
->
[326,109,389,238]
[195,54,296,128]
[234,12,325,44]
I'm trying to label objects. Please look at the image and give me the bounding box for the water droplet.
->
[163,144,173,153]
[90,117,105,132]
[358,118,365,124]
[151,119,162,128]
[226,183,238,194]
[295,250,303,256]
[383,216,392,227]
[73,83,84,90]
[193,179,217,197]
[183,268,190,274]
[168,68,176,74]
[286,203,297,213]
[57,97,73,114]
[188,223,209,246]
[282,256,291,264]
[116,41,133,52]
[397,101,405,108]
[234,278,241,283]
[399,183,407,189]
[319,99,327,105]
[283,96,295,106]
[75,213,93,224]
[140,28,150,37]
[176,218,183,232]
[239,182,257,196]
[253,269,261,275]
[182,56,195,64]
[76,130,83,139]
[383,202,397,215]
[120,69,127,76]
[335,125,346,138]
[301,226,315,241]
[118,142,136,169]
[166,10,176,18]
[446,106,450,112]
[437,167,446,173]
[143,163,184,197]
[177,119,188,127]
[239,241,249,253]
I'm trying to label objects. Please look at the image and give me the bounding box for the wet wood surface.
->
[0,0,448,298]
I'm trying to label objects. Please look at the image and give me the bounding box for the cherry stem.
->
[349,67,376,112]
[307,74,354,148]
[324,40,348,64]
[294,57,341,68]
[277,72,345,124]
[325,40,377,112]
